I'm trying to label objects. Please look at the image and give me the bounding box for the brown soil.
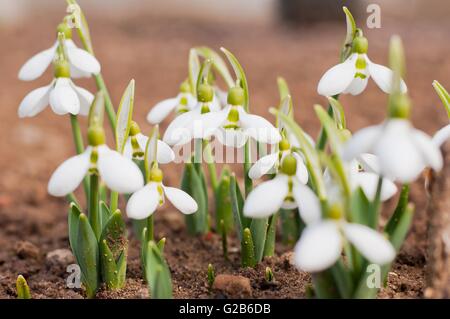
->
[1,8,449,298]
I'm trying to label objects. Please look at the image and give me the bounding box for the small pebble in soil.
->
[15,241,40,260]
[212,274,252,298]
[45,248,75,274]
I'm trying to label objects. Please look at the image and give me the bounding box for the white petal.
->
[248,152,279,179]
[126,183,160,220]
[47,148,91,196]
[216,127,248,148]
[18,43,57,81]
[357,153,380,174]
[317,53,357,96]
[210,95,222,112]
[239,109,281,144]
[71,83,93,116]
[293,152,309,184]
[343,223,396,265]
[66,40,100,75]
[163,186,198,214]
[70,64,91,78]
[193,110,227,140]
[374,120,425,183]
[412,129,443,172]
[342,125,382,161]
[367,59,407,94]
[157,139,175,164]
[215,87,228,106]
[352,172,397,201]
[163,109,198,145]
[433,124,450,148]
[49,78,80,115]
[97,146,144,193]
[18,84,51,118]
[123,138,133,158]
[243,175,289,218]
[294,221,342,272]
[146,97,179,124]
[342,76,369,95]
[292,181,321,225]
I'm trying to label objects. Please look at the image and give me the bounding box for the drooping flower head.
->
[317,35,407,97]
[123,121,175,163]
[18,22,100,81]
[48,125,144,196]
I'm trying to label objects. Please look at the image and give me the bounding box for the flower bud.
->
[389,93,411,119]
[353,36,368,54]
[129,121,141,136]
[53,59,70,78]
[88,126,106,146]
[280,154,297,176]
[227,87,244,106]
[149,167,163,182]
[56,22,72,40]
[179,80,191,94]
[279,139,290,151]
[197,83,213,103]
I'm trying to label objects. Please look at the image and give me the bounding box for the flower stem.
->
[369,176,383,228]
[194,139,203,171]
[89,174,100,239]
[316,104,334,150]
[110,191,118,212]
[94,74,116,133]
[244,141,252,197]
[70,114,89,198]
[203,140,218,190]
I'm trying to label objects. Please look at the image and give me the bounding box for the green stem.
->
[194,139,203,172]
[66,193,80,207]
[70,114,89,197]
[369,176,383,228]
[316,104,334,150]
[146,215,154,242]
[94,74,116,132]
[110,191,118,212]
[89,174,100,239]
[244,141,252,197]
[203,140,218,190]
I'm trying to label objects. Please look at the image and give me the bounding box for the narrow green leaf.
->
[241,228,256,268]
[88,92,104,128]
[330,260,353,298]
[349,187,370,225]
[229,174,249,241]
[220,219,228,260]
[327,97,346,129]
[280,208,301,245]
[194,46,234,88]
[68,202,81,256]
[277,76,291,101]
[144,241,173,299]
[115,79,135,153]
[314,104,345,154]
[220,47,249,111]
[16,275,31,299]
[215,170,234,233]
[188,49,200,96]
[99,200,112,232]
[157,237,166,254]
[263,213,278,257]
[99,239,120,289]
[250,218,269,262]
[312,270,341,298]
[341,6,357,62]
[432,80,450,119]
[76,214,99,298]
[207,263,215,289]
[196,59,213,93]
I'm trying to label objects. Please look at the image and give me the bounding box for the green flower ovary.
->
[56,22,72,40]
[280,154,297,176]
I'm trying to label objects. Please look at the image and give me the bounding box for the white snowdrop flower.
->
[18,59,93,118]
[317,36,407,97]
[123,121,175,163]
[432,124,450,148]
[182,86,281,148]
[244,154,319,222]
[162,83,224,145]
[325,153,397,202]
[18,23,100,81]
[48,126,144,196]
[126,166,198,220]
[294,210,396,273]
[342,118,443,183]
[248,138,308,184]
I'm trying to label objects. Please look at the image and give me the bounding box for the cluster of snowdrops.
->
[16,2,450,299]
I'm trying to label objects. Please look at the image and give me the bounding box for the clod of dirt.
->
[15,241,40,260]
[212,274,252,298]
[45,249,75,274]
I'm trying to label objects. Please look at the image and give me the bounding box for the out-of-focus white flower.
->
[122,121,175,163]
[18,23,100,81]
[325,153,397,202]
[48,127,144,196]
[317,36,407,97]
[18,77,93,118]
[432,124,450,148]
[244,154,318,220]
[294,217,396,273]
[126,167,197,220]
[343,119,443,183]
